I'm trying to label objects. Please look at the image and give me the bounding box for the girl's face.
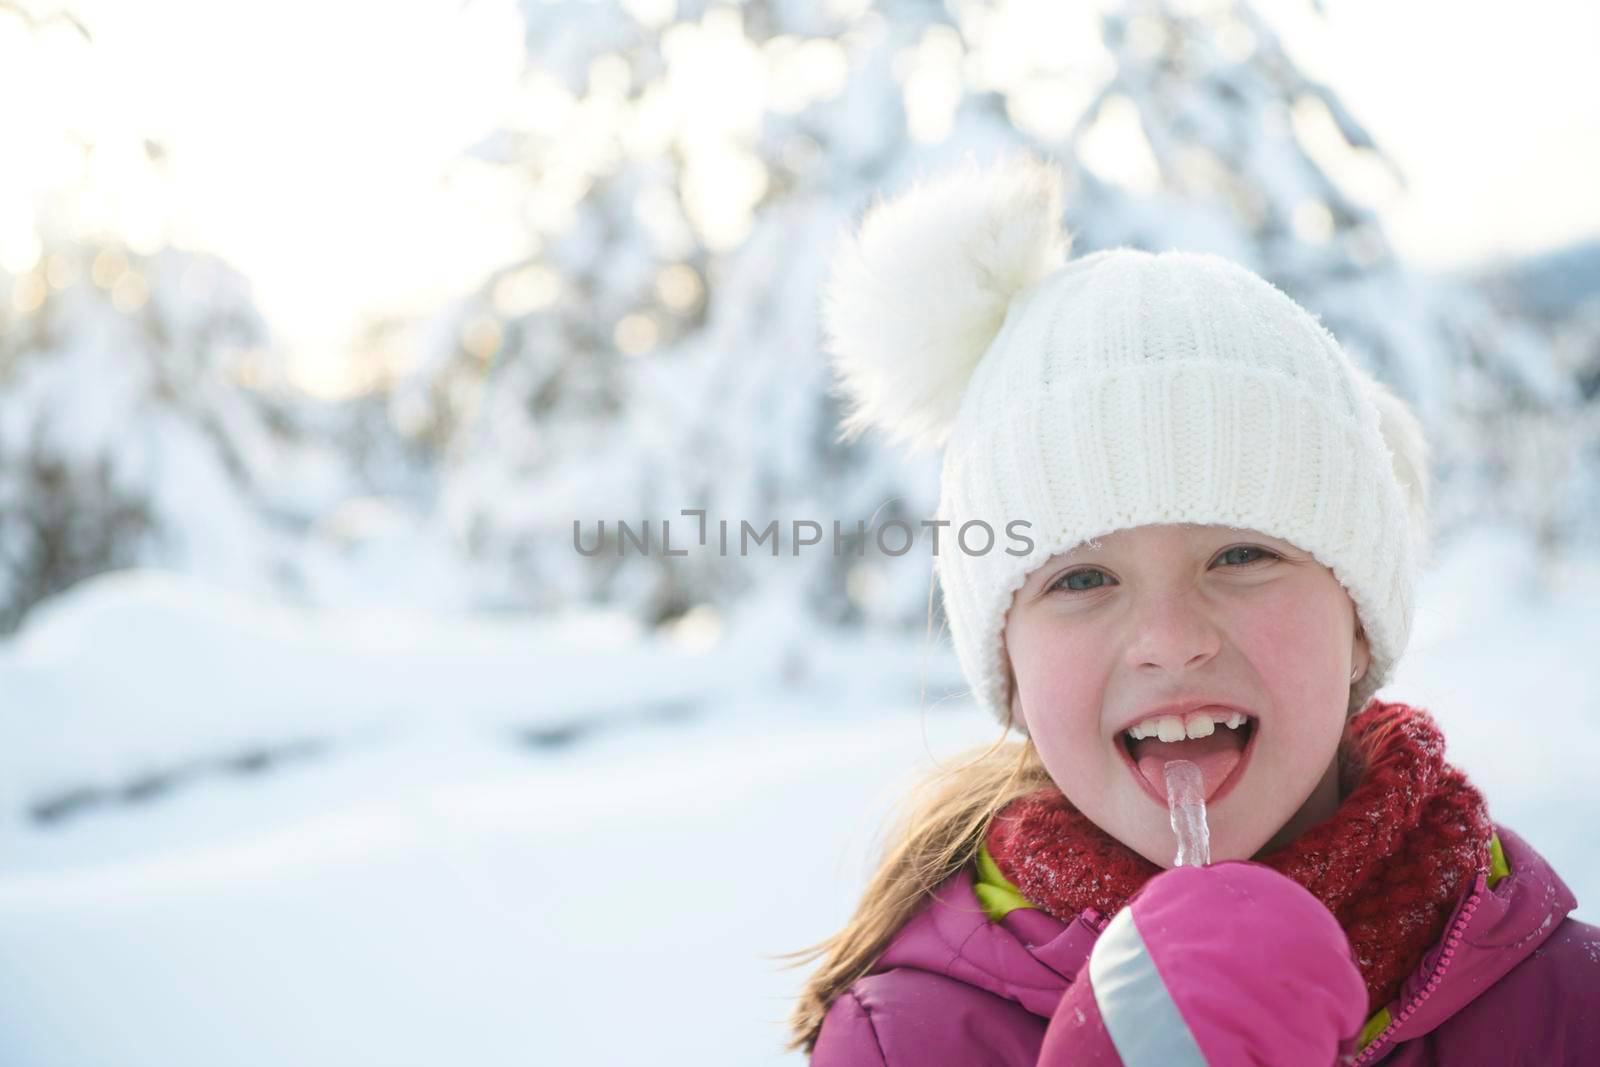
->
[1003,523,1370,868]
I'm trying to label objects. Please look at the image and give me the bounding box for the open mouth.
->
[1117,709,1258,807]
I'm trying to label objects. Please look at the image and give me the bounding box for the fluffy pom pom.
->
[821,154,1070,454]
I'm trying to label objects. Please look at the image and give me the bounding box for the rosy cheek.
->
[1236,592,1328,662]
[1018,629,1097,696]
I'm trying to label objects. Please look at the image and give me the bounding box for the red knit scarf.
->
[985,701,1493,1013]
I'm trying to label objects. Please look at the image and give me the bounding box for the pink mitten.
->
[1041,862,1368,1066]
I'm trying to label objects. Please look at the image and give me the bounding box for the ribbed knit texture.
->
[934,248,1419,725]
[984,700,1493,1014]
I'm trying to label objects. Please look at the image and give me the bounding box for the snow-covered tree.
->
[0,242,312,630]
[398,0,987,636]
[0,1,439,629]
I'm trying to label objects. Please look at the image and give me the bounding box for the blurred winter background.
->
[0,0,1597,1062]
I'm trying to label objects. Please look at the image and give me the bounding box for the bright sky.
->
[1260,0,1600,269]
[2,0,1597,396]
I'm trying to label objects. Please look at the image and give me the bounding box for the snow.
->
[0,520,1594,1066]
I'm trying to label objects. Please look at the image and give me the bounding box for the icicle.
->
[1164,759,1211,867]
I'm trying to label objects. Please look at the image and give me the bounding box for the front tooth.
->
[1184,714,1216,739]
[1226,712,1246,729]
[1156,715,1186,742]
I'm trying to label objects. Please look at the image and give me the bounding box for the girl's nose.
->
[1123,593,1223,674]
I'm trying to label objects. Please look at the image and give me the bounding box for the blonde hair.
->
[773,664,1052,1055]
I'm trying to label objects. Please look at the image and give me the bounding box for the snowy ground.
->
[0,522,1595,1066]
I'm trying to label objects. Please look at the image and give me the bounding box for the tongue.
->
[1132,728,1247,801]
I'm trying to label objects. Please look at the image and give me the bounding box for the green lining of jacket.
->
[974,831,1513,1051]
[1487,831,1510,889]
[1357,1007,1393,1049]
[974,841,1033,921]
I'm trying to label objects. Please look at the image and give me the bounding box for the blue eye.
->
[1047,546,1280,594]
[1051,567,1111,593]
[1216,545,1277,567]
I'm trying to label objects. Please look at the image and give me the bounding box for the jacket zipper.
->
[1348,887,1482,1066]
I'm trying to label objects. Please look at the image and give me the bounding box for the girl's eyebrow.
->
[1044,545,1096,571]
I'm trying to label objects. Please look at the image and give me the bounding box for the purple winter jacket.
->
[810,824,1600,1065]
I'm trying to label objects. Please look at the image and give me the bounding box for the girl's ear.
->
[1351,619,1372,684]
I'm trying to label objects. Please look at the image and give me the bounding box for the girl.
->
[783,156,1598,1065]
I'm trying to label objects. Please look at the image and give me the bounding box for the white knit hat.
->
[822,154,1433,731]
